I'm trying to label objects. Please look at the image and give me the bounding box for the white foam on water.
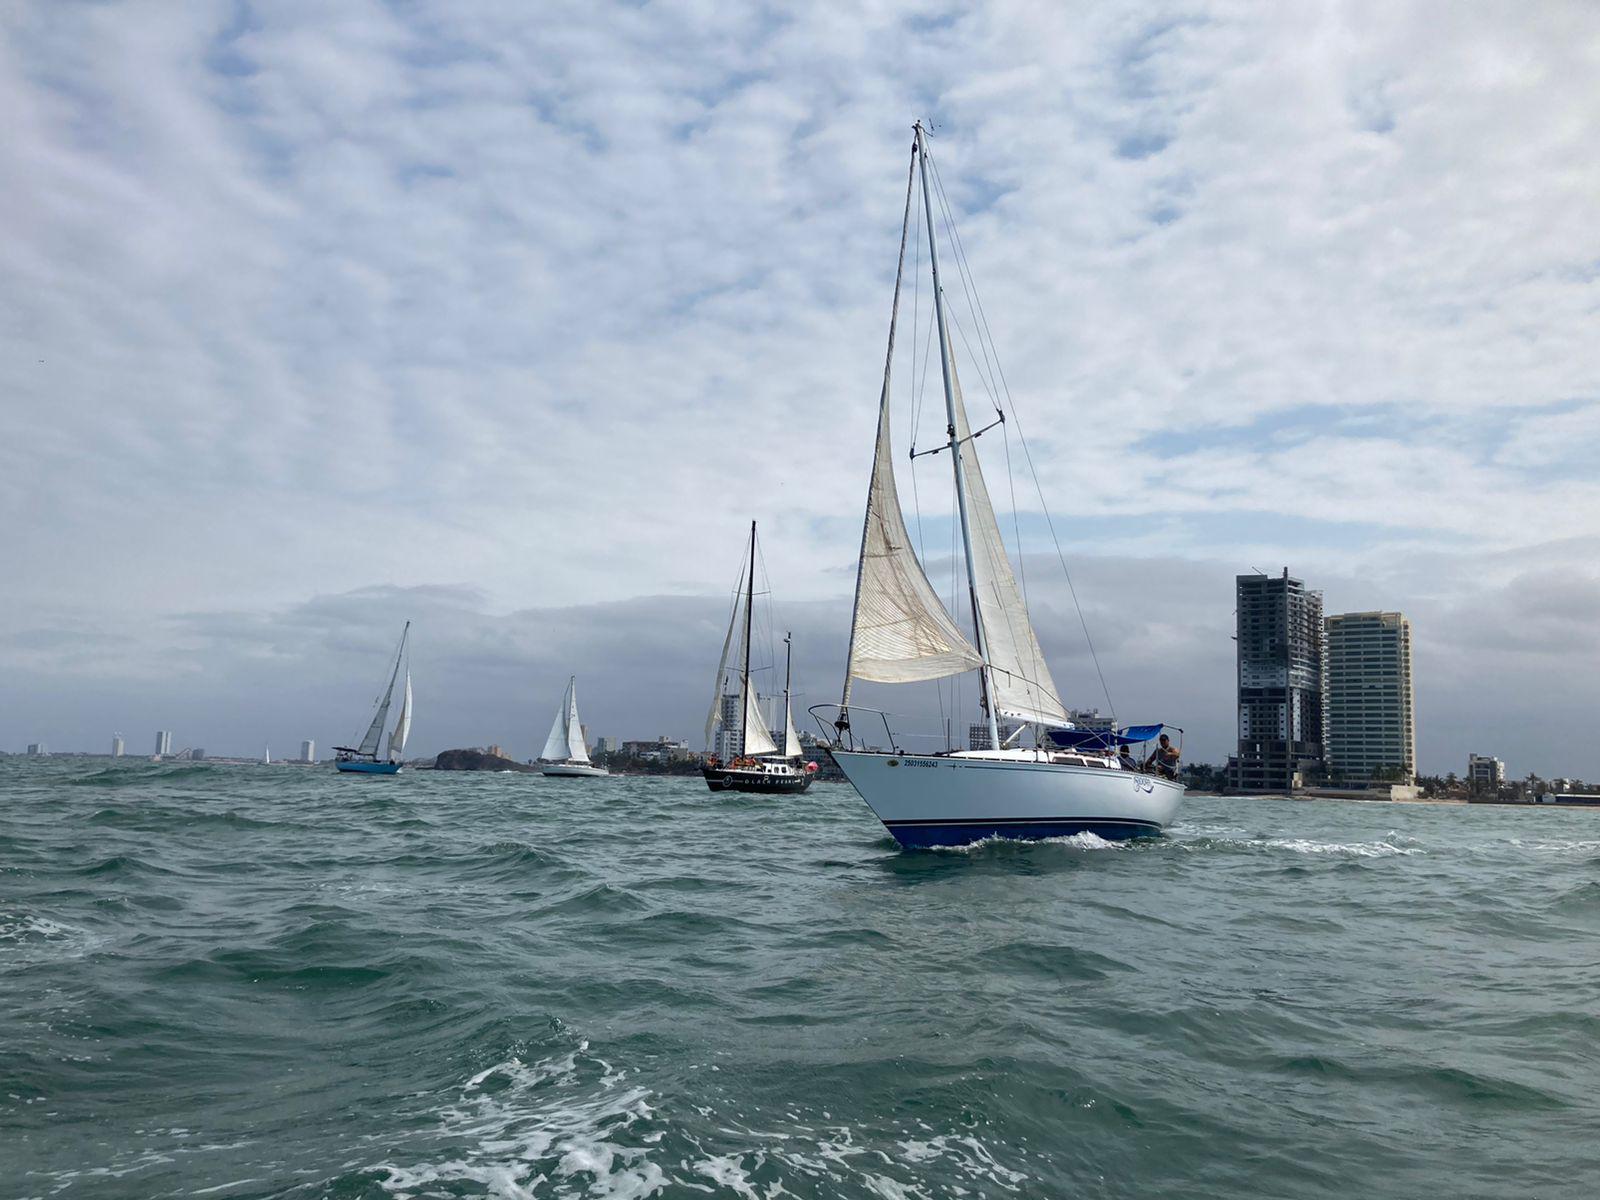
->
[933,830,1122,855]
[375,1042,663,1200]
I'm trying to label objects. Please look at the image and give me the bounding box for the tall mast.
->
[741,520,756,758]
[784,630,794,757]
[914,121,1000,752]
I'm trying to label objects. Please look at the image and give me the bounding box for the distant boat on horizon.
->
[539,676,608,778]
[334,622,412,776]
[702,521,814,795]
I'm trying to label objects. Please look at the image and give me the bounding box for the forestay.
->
[945,344,1068,727]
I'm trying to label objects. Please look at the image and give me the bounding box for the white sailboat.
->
[825,123,1184,847]
[335,621,412,775]
[539,676,609,778]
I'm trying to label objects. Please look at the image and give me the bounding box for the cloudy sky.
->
[3,1,1598,776]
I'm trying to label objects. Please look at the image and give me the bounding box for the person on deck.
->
[1118,744,1138,772]
[1143,734,1181,780]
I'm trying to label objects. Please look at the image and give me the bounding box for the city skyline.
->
[3,5,1598,777]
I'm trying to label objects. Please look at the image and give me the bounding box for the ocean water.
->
[3,758,1597,1199]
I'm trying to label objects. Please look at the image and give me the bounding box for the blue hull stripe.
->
[335,761,401,775]
[883,816,1161,848]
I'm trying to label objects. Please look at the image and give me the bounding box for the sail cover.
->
[387,671,412,761]
[946,345,1068,727]
[740,681,777,756]
[845,391,984,688]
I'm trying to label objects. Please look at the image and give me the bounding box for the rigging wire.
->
[921,129,1118,725]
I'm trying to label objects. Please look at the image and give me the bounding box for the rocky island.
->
[433,748,537,772]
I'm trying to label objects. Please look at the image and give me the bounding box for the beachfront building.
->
[111,734,125,758]
[1325,611,1416,784]
[154,730,173,757]
[714,693,743,760]
[300,739,315,764]
[1231,570,1326,792]
[1468,754,1505,792]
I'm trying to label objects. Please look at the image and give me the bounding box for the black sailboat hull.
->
[702,765,813,795]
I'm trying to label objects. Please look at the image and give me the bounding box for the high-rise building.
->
[1231,570,1325,792]
[190,748,206,761]
[1467,754,1505,791]
[301,739,315,764]
[714,692,742,759]
[594,736,617,755]
[27,742,46,756]
[1325,611,1415,784]
[111,734,125,758]
[1067,708,1116,733]
[155,730,173,757]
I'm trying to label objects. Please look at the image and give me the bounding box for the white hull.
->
[831,749,1183,847]
[541,762,610,778]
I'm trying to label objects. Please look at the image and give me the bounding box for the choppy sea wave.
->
[3,758,1598,1198]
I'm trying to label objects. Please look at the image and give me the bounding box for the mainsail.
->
[358,637,405,756]
[842,147,982,703]
[705,572,744,749]
[387,670,412,761]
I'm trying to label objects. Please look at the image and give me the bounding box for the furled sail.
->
[945,344,1068,727]
[387,670,412,761]
[740,681,777,756]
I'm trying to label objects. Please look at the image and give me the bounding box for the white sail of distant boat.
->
[826,122,1184,847]
[335,621,412,776]
[540,676,608,777]
[263,744,271,765]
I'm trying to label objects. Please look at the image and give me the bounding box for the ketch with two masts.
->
[335,621,413,775]
[702,521,814,794]
[821,123,1184,847]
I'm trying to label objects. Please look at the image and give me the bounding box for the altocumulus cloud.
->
[1,1,1598,774]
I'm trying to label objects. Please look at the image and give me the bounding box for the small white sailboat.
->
[824,123,1184,847]
[539,676,608,778]
[335,621,412,775]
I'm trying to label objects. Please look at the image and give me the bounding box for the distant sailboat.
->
[539,676,608,778]
[823,124,1184,846]
[334,621,412,776]
[263,744,271,766]
[702,521,814,795]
